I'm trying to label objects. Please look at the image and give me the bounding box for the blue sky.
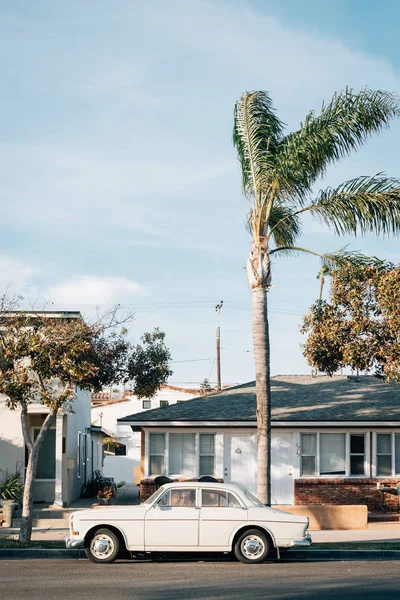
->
[1,0,399,386]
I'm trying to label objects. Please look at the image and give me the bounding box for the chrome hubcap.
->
[241,535,265,560]
[91,534,114,560]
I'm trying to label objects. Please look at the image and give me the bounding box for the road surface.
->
[1,557,400,599]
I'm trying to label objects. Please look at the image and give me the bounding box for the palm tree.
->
[233,87,400,504]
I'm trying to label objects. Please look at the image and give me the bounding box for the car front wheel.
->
[234,529,270,564]
[85,528,120,564]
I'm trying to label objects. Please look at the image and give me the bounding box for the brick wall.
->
[295,478,400,512]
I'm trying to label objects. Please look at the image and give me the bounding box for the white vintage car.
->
[66,482,311,564]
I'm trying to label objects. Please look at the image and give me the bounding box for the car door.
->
[145,487,200,549]
[199,488,248,548]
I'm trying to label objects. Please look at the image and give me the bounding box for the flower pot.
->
[2,500,15,527]
[97,498,111,506]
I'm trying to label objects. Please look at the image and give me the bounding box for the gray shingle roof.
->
[117,375,400,424]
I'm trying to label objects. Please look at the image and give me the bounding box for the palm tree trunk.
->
[252,286,271,505]
[19,407,58,542]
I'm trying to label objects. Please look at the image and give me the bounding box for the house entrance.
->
[271,433,294,505]
[223,433,257,493]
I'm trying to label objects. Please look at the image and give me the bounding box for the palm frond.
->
[308,175,400,236]
[267,204,302,247]
[233,91,285,198]
[276,87,400,202]
[269,245,389,270]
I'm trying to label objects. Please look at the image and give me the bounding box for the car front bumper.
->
[289,533,312,547]
[65,534,85,550]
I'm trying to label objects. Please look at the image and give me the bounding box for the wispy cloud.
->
[0,256,39,293]
[46,275,149,308]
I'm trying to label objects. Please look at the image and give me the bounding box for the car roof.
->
[160,482,246,494]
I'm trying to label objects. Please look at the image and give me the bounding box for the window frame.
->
[148,433,166,476]
[374,432,400,477]
[199,433,216,477]
[146,431,217,478]
[77,431,82,479]
[142,400,151,410]
[300,431,368,478]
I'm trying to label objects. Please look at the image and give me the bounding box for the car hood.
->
[247,505,308,524]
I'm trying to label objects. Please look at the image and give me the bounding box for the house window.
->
[143,400,151,409]
[350,434,365,475]
[320,433,345,475]
[377,434,392,476]
[149,433,165,475]
[33,429,56,479]
[77,431,82,478]
[169,433,196,475]
[300,433,367,477]
[115,444,127,456]
[300,433,316,476]
[199,434,215,476]
[160,401,169,408]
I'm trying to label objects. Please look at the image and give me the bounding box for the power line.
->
[171,358,213,363]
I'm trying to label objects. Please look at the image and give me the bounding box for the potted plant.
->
[97,486,117,506]
[0,469,24,527]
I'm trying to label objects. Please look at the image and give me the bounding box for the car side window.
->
[158,489,196,507]
[201,489,241,507]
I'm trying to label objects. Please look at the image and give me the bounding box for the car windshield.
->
[244,489,264,506]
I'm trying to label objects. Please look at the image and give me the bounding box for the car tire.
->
[85,528,120,564]
[234,529,270,564]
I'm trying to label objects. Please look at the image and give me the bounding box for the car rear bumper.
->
[65,534,85,550]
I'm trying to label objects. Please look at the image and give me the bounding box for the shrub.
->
[0,469,24,505]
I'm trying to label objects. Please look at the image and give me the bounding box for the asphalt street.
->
[1,558,400,599]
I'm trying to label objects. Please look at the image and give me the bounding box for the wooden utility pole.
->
[215,301,223,390]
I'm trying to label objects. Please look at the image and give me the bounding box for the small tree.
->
[301,262,400,381]
[200,378,212,392]
[0,303,172,542]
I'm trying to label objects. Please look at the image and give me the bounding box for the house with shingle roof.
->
[118,375,400,512]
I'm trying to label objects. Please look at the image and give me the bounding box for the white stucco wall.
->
[91,387,199,483]
[0,395,25,474]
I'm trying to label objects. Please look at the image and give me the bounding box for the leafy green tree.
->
[302,263,400,382]
[0,304,172,541]
[233,87,400,503]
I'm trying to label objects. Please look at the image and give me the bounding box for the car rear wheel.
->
[85,528,120,564]
[234,529,270,564]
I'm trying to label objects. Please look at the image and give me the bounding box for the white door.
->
[224,433,257,492]
[271,433,294,505]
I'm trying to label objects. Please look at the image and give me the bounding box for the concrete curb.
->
[0,549,84,559]
[1,548,400,560]
[286,549,400,561]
